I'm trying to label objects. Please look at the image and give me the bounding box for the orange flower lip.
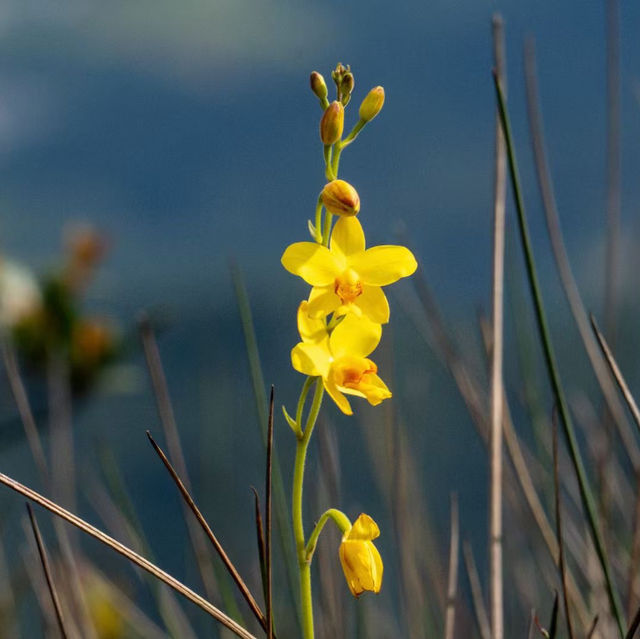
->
[334,269,363,303]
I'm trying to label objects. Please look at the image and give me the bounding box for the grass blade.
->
[493,71,625,637]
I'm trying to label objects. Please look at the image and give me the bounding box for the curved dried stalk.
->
[0,472,257,639]
[523,39,640,471]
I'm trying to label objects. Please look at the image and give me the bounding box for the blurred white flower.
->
[0,259,41,328]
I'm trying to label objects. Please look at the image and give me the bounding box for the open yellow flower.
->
[339,513,383,597]
[291,301,391,415]
[281,216,417,323]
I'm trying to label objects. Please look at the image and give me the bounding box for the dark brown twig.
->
[146,431,267,631]
[252,487,268,606]
[0,471,256,639]
[587,616,599,639]
[26,503,69,639]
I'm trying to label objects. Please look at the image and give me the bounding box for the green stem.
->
[314,198,323,243]
[331,143,342,177]
[322,212,333,247]
[295,377,315,427]
[493,72,626,638]
[304,508,351,561]
[323,146,335,180]
[292,378,324,639]
[341,119,366,147]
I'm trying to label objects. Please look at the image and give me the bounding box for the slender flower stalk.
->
[284,65,403,638]
[292,378,324,639]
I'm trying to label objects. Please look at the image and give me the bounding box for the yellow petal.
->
[297,301,327,343]
[329,314,381,359]
[307,286,341,319]
[349,245,417,286]
[355,285,390,323]
[330,217,365,259]
[348,514,380,541]
[291,342,331,377]
[368,542,383,593]
[339,539,383,596]
[359,372,392,406]
[281,242,342,286]
[324,378,353,415]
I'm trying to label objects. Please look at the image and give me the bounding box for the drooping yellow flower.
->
[291,301,391,415]
[281,216,416,323]
[339,513,383,597]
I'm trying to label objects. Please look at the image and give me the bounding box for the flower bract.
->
[281,216,416,323]
[339,513,383,597]
[291,301,391,415]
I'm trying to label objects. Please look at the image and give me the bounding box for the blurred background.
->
[1,0,640,636]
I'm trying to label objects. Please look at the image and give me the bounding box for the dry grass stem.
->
[590,314,640,432]
[490,14,507,639]
[146,431,267,631]
[523,38,640,472]
[463,541,491,639]
[0,471,257,639]
[444,493,460,639]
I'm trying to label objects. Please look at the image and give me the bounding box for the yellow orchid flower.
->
[339,513,383,597]
[281,216,417,323]
[291,301,391,415]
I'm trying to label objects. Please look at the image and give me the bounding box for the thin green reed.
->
[492,72,625,637]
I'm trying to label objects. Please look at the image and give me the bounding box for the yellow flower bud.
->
[310,71,328,101]
[320,101,344,145]
[339,514,383,597]
[359,86,385,123]
[339,72,355,106]
[320,179,360,217]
